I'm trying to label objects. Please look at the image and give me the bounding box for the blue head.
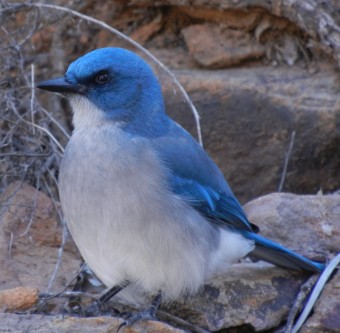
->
[37,48,168,135]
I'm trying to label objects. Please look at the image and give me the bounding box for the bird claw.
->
[117,309,158,332]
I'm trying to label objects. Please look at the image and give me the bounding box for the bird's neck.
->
[120,83,170,138]
[70,78,170,137]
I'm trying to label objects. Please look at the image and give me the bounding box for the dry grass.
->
[1,4,63,200]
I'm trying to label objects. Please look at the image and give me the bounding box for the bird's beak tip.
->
[37,77,86,94]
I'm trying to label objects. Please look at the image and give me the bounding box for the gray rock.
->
[163,65,340,203]
[182,24,265,68]
[301,270,340,333]
[244,192,340,259]
[0,312,186,333]
[0,183,338,332]
[244,192,340,332]
[167,264,307,332]
[0,181,81,298]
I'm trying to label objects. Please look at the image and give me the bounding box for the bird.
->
[37,47,324,328]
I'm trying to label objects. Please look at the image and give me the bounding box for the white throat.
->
[69,95,106,130]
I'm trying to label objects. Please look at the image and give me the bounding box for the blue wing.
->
[151,120,255,232]
[149,120,324,272]
[170,174,256,232]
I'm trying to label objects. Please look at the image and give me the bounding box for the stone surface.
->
[164,64,340,203]
[301,270,340,333]
[130,0,340,66]
[0,313,186,333]
[0,287,39,311]
[163,192,340,331]
[244,192,340,332]
[167,264,307,332]
[244,192,340,260]
[0,185,338,332]
[182,24,265,68]
[0,181,81,295]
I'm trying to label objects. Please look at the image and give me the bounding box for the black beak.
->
[37,77,86,94]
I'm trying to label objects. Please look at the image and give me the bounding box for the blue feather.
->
[151,119,323,272]
[151,120,254,232]
[242,232,325,272]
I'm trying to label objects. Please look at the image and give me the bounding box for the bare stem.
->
[278,131,296,192]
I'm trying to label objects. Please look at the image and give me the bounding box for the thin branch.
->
[38,106,70,140]
[0,152,50,157]
[46,221,69,293]
[30,63,35,135]
[283,274,319,333]
[290,253,340,333]
[29,262,86,314]
[8,97,64,153]
[19,176,40,237]
[278,131,296,192]
[158,310,210,333]
[38,290,97,301]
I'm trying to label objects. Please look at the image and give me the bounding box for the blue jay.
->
[37,48,324,327]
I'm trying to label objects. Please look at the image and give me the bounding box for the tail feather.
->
[243,232,325,273]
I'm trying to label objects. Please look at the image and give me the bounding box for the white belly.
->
[59,124,223,301]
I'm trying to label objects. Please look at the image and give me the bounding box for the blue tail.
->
[242,232,325,273]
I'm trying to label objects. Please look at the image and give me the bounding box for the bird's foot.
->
[117,293,162,332]
[62,282,129,318]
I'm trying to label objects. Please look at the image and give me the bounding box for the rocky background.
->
[0,0,339,332]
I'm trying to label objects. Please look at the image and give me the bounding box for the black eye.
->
[95,71,110,84]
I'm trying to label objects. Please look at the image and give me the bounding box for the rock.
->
[130,0,340,66]
[0,184,337,332]
[0,182,187,332]
[0,313,186,333]
[244,192,340,260]
[0,287,39,311]
[301,270,340,333]
[166,264,307,331]
[130,14,163,44]
[182,24,265,68]
[164,64,340,203]
[243,192,340,332]
[177,6,262,31]
[0,181,81,297]
[163,191,340,332]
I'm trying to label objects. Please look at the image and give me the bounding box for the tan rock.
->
[167,264,308,331]
[244,192,340,260]
[130,15,163,44]
[244,192,340,332]
[182,24,265,68]
[301,270,340,333]
[0,182,337,332]
[0,182,81,295]
[0,287,39,311]
[0,313,186,333]
[164,64,340,203]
